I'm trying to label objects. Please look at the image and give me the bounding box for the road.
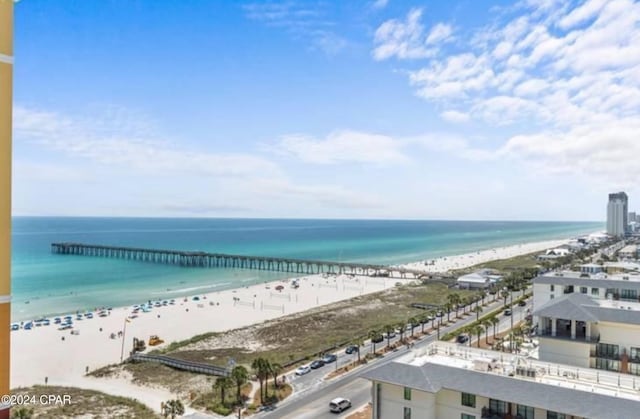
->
[259,293,530,419]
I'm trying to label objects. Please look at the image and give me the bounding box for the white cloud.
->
[378,0,640,185]
[275,130,409,165]
[372,9,440,60]
[425,23,454,45]
[14,106,283,180]
[440,110,470,123]
[242,2,347,56]
[371,0,389,10]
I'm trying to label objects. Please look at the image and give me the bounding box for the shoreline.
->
[9,234,586,398]
[10,233,594,323]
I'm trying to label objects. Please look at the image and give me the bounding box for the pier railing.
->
[51,242,429,278]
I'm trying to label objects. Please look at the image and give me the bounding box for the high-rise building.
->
[607,192,628,236]
[0,1,12,418]
[630,212,637,223]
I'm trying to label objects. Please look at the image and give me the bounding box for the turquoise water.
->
[11,217,602,321]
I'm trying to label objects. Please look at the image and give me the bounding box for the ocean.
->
[11,217,602,321]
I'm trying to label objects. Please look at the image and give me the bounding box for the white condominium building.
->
[607,192,628,237]
[361,342,640,419]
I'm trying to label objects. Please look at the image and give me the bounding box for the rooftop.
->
[534,293,640,325]
[361,342,640,419]
[535,270,640,284]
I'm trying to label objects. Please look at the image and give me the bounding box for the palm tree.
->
[490,316,500,340]
[214,376,233,405]
[448,293,461,318]
[482,319,492,344]
[444,302,452,323]
[252,358,271,403]
[501,289,510,308]
[383,324,395,348]
[475,324,484,348]
[231,365,249,406]
[396,321,406,343]
[369,329,382,354]
[479,291,487,306]
[429,310,437,330]
[473,305,483,321]
[270,363,283,389]
[352,338,364,363]
[408,316,419,337]
[162,399,185,419]
[419,313,428,334]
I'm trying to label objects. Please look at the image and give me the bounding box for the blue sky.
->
[11,0,640,221]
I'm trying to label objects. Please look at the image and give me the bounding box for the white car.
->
[295,365,311,376]
[329,397,352,413]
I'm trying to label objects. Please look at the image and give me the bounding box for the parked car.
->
[518,300,527,307]
[371,334,384,343]
[385,331,396,339]
[322,353,337,363]
[295,365,311,376]
[456,334,469,344]
[329,397,352,413]
[310,359,325,369]
[504,309,512,316]
[345,345,359,354]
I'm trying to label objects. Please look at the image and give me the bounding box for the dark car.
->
[504,309,512,316]
[345,345,359,354]
[322,353,337,363]
[456,334,469,344]
[371,334,384,343]
[518,300,527,307]
[310,359,325,369]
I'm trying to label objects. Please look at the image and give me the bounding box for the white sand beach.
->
[9,237,569,409]
[400,238,570,273]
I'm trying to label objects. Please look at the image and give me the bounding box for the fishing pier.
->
[51,242,429,279]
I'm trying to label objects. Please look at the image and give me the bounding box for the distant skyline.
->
[12,0,640,221]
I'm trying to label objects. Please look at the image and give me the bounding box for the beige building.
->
[534,293,640,375]
[362,342,640,419]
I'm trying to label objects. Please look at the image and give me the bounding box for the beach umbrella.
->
[275,285,284,291]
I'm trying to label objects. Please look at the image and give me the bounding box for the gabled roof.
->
[533,293,599,322]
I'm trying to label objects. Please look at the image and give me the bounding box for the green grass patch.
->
[10,385,159,419]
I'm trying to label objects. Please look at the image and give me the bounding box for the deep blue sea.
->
[11,217,602,321]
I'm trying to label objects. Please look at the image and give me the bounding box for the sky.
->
[10,0,640,221]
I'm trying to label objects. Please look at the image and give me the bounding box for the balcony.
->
[538,329,599,343]
[481,407,526,419]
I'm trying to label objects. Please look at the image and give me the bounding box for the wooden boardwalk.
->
[129,353,229,377]
[51,242,429,278]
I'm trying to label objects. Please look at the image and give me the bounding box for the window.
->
[629,363,640,376]
[550,284,555,292]
[461,393,476,408]
[631,347,640,363]
[403,406,411,419]
[595,358,620,372]
[621,289,638,301]
[547,412,566,419]
[461,414,476,419]
[591,287,599,296]
[489,399,507,415]
[550,294,554,299]
[517,404,534,419]
[596,343,620,359]
[403,387,411,400]
[580,286,588,294]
